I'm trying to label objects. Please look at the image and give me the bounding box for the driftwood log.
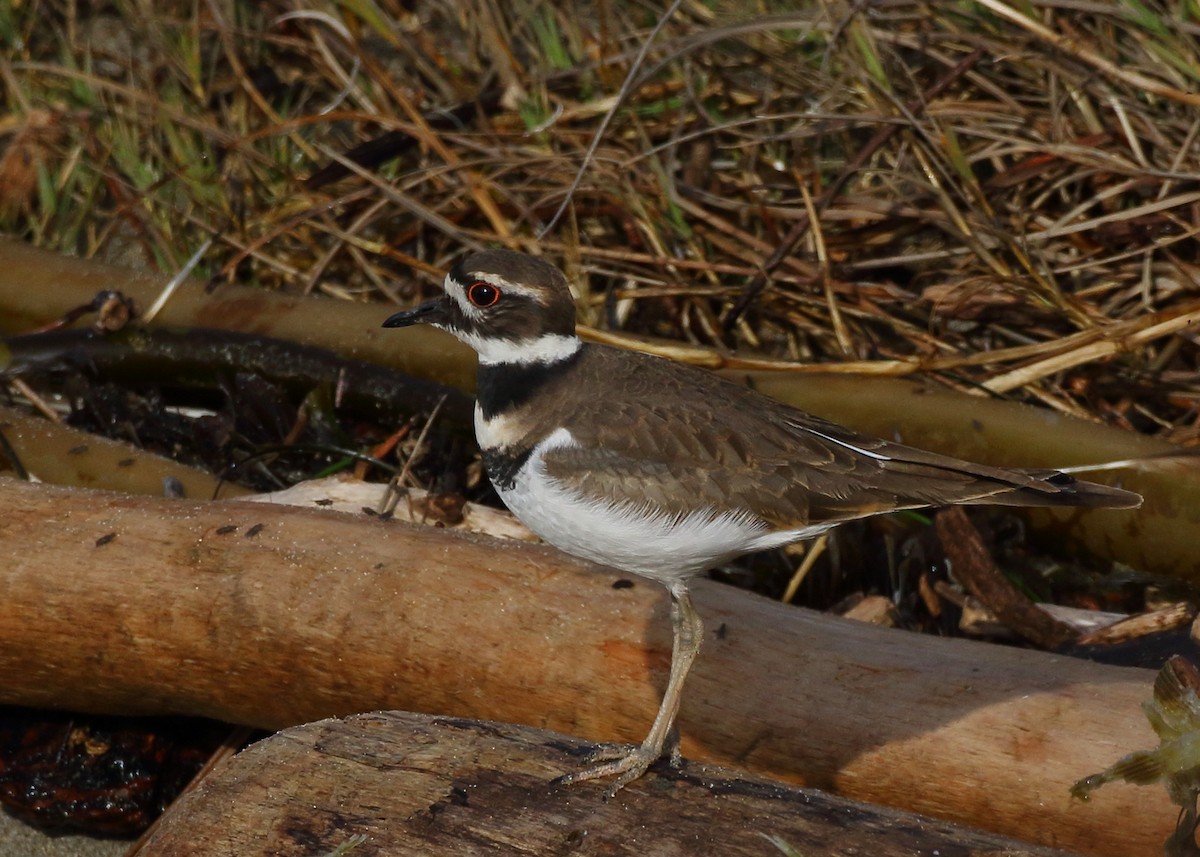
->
[0,478,1175,856]
[136,712,1084,857]
[0,236,476,391]
[0,405,248,499]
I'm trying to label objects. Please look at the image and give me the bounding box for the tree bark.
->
[136,711,1086,857]
[0,478,1175,857]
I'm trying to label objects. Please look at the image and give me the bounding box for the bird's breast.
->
[478,426,782,582]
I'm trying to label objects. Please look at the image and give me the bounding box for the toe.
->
[554,744,661,795]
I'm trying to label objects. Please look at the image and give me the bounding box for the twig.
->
[143,237,213,323]
[538,0,686,238]
[972,0,1200,108]
[983,301,1200,394]
[722,48,986,330]
[936,508,1077,649]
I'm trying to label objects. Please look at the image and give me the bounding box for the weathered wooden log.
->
[0,478,1175,856]
[0,236,475,391]
[0,405,248,499]
[136,712,1084,857]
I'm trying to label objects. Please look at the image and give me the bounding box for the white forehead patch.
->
[443,273,484,321]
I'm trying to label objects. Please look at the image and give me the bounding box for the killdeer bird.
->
[382,248,1141,795]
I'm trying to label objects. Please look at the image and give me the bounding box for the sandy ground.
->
[0,810,130,857]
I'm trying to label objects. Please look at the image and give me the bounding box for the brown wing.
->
[538,346,1138,529]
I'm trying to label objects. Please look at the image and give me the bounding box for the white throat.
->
[454,330,582,366]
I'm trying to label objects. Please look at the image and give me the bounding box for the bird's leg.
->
[556,584,703,797]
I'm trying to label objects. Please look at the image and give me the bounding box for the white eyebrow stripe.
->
[464,271,553,302]
[804,427,892,461]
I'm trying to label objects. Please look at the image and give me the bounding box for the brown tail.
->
[975,470,1141,509]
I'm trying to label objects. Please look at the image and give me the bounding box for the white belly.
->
[484,426,826,583]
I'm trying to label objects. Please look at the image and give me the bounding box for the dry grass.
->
[2,0,1199,439]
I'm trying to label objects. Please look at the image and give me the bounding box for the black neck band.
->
[475,348,582,420]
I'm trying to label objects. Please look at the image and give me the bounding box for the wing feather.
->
[529,345,1138,530]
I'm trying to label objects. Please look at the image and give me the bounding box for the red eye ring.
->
[467,281,501,308]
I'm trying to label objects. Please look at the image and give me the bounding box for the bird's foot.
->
[554,741,676,798]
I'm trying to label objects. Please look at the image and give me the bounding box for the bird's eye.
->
[467,281,501,308]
